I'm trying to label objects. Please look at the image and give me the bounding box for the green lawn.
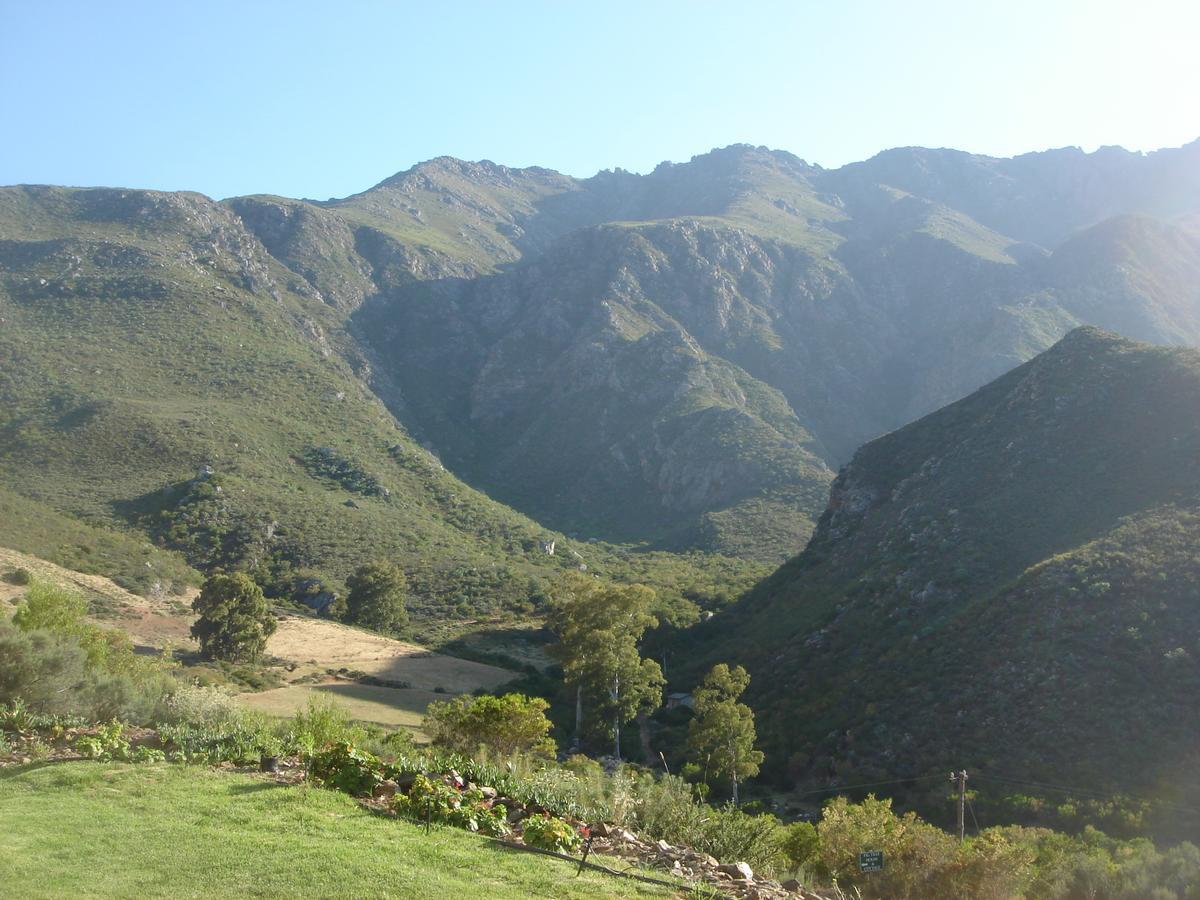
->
[0,763,670,899]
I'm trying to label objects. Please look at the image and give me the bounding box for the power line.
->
[971,773,1200,818]
[792,773,945,799]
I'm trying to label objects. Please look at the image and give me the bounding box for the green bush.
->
[521,814,582,854]
[157,691,278,765]
[3,581,176,724]
[307,742,383,796]
[424,693,556,759]
[284,695,366,755]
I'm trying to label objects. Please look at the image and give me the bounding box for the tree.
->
[191,572,276,661]
[13,579,87,634]
[344,562,408,635]
[546,574,664,758]
[686,663,764,805]
[423,692,556,758]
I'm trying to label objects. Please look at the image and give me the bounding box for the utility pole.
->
[949,770,968,841]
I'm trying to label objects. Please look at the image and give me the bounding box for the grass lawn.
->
[0,763,671,899]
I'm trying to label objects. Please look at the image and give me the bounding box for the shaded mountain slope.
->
[690,328,1200,829]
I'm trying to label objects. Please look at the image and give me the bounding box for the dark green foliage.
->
[190,573,277,662]
[344,561,408,635]
[0,621,90,715]
[4,578,176,722]
[692,329,1200,839]
[4,567,32,585]
[302,447,388,497]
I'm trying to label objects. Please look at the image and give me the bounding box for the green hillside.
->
[0,185,765,635]
[0,763,665,899]
[3,140,1200,616]
[689,328,1200,836]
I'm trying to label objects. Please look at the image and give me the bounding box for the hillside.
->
[0,185,764,633]
[690,328,1200,833]
[2,139,1199,585]
[346,141,1200,542]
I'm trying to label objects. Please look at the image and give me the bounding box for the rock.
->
[591,822,613,837]
[373,780,398,799]
[782,879,803,893]
[718,862,755,881]
[506,806,527,825]
[478,785,498,800]
[655,839,673,852]
[394,771,419,792]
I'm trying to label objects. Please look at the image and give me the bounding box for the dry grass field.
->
[0,547,518,735]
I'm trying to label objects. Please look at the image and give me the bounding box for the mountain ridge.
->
[685,327,1200,835]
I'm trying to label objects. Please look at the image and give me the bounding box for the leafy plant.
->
[307,742,383,796]
[0,698,36,734]
[75,720,131,761]
[521,813,582,854]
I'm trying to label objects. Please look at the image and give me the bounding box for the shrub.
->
[307,741,383,796]
[0,621,90,716]
[633,773,784,874]
[522,814,583,854]
[164,683,241,727]
[423,693,556,759]
[4,567,32,586]
[12,580,87,634]
[75,720,131,761]
[157,696,277,765]
[284,695,366,755]
[779,821,820,873]
[4,582,176,724]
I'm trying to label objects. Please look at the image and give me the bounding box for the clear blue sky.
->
[2,0,1197,200]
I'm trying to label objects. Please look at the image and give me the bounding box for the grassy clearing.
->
[239,682,438,737]
[265,615,515,689]
[0,763,669,899]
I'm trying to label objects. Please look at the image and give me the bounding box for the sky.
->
[1,0,1197,200]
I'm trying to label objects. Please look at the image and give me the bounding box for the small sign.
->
[858,850,884,872]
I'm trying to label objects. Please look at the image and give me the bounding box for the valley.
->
[4,135,1200,897]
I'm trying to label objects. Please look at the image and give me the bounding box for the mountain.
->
[2,139,1199,594]
[830,140,1200,248]
[337,141,1200,550]
[688,328,1200,833]
[0,185,763,637]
